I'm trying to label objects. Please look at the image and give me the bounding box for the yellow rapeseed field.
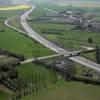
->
[0,4,30,10]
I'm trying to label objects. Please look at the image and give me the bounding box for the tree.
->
[63,58,76,80]
[88,37,93,43]
[96,46,100,64]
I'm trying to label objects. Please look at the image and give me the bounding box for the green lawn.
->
[21,80,100,100]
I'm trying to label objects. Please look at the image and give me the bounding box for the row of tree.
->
[73,75,100,85]
[33,58,76,81]
[9,68,58,100]
[96,46,100,64]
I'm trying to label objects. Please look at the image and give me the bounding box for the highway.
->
[20,6,100,72]
[4,5,100,72]
[21,6,67,54]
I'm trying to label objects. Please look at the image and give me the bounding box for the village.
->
[33,8,100,32]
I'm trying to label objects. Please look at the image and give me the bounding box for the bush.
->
[88,37,93,43]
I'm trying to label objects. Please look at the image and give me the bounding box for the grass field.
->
[17,62,100,100]
[17,4,100,100]
[28,20,99,61]
[0,25,53,58]
[0,10,25,18]
[0,6,54,100]
[21,80,100,100]
[8,16,26,32]
[17,63,51,79]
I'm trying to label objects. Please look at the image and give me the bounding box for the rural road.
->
[4,5,100,72]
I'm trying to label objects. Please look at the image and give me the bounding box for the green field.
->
[0,90,10,100]
[21,80,100,100]
[0,26,53,58]
[0,7,54,100]
[0,10,54,58]
[17,3,100,100]
[29,5,100,44]
[17,63,52,79]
